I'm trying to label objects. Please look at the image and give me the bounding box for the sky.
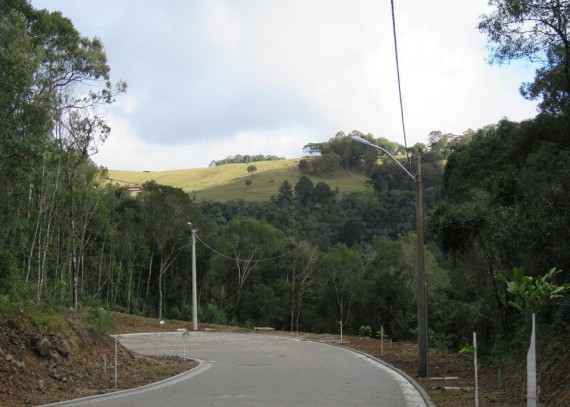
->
[32,0,539,171]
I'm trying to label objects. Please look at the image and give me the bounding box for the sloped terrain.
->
[108,158,372,202]
[0,309,196,407]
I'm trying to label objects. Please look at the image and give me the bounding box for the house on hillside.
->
[126,183,142,197]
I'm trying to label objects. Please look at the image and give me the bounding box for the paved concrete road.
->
[46,332,427,407]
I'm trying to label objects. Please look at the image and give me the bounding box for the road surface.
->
[44,332,428,406]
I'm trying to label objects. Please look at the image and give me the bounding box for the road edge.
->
[299,337,436,407]
[38,358,212,406]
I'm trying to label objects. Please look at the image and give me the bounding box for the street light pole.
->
[350,135,429,377]
[188,222,198,331]
[414,155,429,378]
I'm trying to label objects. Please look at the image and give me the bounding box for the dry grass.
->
[108,158,373,202]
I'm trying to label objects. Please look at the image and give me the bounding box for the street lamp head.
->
[349,134,375,147]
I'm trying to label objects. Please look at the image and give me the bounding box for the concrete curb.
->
[297,336,436,407]
[38,358,212,406]
[341,345,436,407]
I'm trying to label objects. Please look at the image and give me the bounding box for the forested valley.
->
[1,0,569,371]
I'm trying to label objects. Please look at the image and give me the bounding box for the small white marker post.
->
[380,326,384,357]
[473,332,478,407]
[114,334,119,388]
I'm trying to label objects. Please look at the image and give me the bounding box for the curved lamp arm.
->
[349,135,414,180]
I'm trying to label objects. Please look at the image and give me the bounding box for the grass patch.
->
[108,158,373,202]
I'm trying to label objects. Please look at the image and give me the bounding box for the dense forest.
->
[1,0,569,366]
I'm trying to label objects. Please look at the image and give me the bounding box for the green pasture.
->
[108,158,373,202]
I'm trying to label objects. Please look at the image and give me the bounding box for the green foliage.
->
[358,325,372,337]
[479,0,570,114]
[317,152,342,178]
[275,180,293,206]
[87,307,116,336]
[294,176,314,205]
[29,311,65,334]
[499,267,570,316]
[298,159,311,174]
[429,203,486,254]
[459,342,475,355]
[213,154,284,166]
[52,280,71,308]
[201,303,228,325]
[0,251,19,296]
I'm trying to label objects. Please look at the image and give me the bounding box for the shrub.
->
[87,307,116,336]
[201,303,228,325]
[359,325,373,337]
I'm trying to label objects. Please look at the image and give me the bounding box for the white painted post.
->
[114,334,119,388]
[473,332,478,407]
[527,313,537,407]
[381,326,384,357]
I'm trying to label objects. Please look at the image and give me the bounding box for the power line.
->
[390,0,410,162]
[194,232,299,263]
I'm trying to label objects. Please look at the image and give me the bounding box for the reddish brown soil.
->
[1,311,567,406]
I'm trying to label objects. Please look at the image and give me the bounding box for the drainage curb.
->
[300,337,436,407]
[39,359,211,406]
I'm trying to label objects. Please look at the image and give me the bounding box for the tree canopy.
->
[479,0,570,113]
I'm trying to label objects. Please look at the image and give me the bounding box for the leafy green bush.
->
[169,306,182,320]
[201,303,228,325]
[359,325,372,337]
[0,251,18,296]
[87,307,116,336]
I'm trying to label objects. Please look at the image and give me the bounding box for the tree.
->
[209,219,288,319]
[500,267,570,317]
[0,1,126,309]
[276,180,293,206]
[286,241,318,333]
[316,244,363,340]
[140,182,193,321]
[499,266,570,407]
[479,0,570,114]
[294,176,314,205]
[247,165,257,174]
[298,159,310,174]
[311,181,336,206]
[363,237,416,338]
[317,152,342,178]
[368,160,414,194]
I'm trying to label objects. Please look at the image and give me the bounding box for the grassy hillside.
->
[108,158,373,202]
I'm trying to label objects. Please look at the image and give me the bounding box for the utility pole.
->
[188,222,198,331]
[350,135,429,377]
[415,155,428,377]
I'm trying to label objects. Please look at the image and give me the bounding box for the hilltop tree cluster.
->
[210,154,284,167]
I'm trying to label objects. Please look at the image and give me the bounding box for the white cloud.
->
[97,113,318,171]
[34,0,539,170]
